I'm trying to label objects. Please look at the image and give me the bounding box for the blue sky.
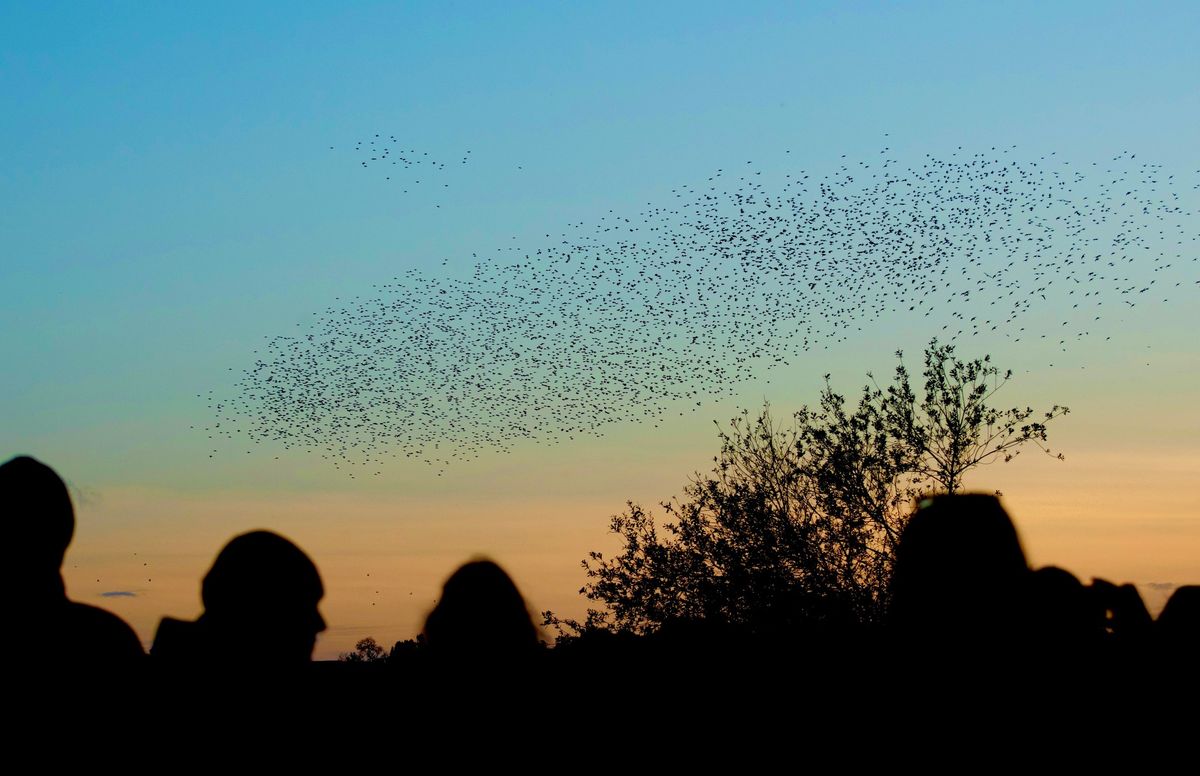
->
[3,2,1198,484]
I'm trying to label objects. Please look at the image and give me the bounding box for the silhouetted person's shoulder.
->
[150,616,209,663]
[57,601,145,661]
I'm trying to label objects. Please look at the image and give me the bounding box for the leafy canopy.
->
[545,340,1068,637]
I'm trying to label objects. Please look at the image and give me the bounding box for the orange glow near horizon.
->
[60,443,1199,660]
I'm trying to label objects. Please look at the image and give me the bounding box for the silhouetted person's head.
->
[889,493,1030,643]
[1,455,144,659]
[1,455,75,584]
[424,559,538,657]
[1157,585,1200,648]
[198,530,326,664]
[1028,566,1104,648]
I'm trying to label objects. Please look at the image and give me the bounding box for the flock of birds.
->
[335,135,470,203]
[203,144,1198,474]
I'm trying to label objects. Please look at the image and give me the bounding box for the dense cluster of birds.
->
[204,146,1198,473]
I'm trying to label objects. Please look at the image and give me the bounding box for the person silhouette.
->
[1027,566,1106,651]
[1,455,143,662]
[889,493,1031,648]
[423,558,539,658]
[1156,585,1199,650]
[151,530,326,667]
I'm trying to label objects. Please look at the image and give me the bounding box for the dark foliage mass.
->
[544,342,1068,637]
[202,149,1196,471]
[339,636,389,663]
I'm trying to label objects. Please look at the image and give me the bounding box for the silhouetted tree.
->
[389,635,427,659]
[545,340,1068,638]
[338,637,388,663]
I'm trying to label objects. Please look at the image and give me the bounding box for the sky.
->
[2,1,1197,658]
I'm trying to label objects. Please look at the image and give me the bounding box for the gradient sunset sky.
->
[3,1,1197,658]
